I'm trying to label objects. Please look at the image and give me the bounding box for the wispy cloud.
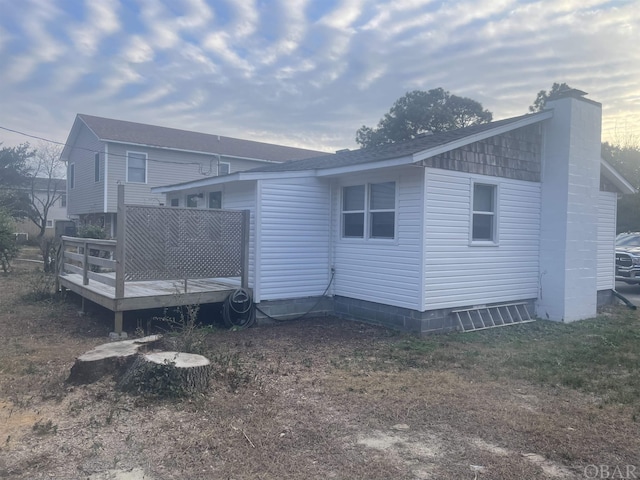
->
[0,0,638,149]
[70,0,120,56]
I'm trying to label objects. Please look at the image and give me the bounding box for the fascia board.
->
[601,158,636,194]
[315,155,415,176]
[151,170,314,193]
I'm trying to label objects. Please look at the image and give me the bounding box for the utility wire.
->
[0,125,219,172]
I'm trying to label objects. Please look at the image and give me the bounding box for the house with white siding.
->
[152,90,634,333]
[13,178,67,239]
[60,114,326,236]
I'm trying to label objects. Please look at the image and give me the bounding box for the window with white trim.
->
[342,182,396,239]
[60,194,66,207]
[471,183,497,243]
[46,220,53,228]
[218,162,230,175]
[170,198,179,207]
[127,152,147,183]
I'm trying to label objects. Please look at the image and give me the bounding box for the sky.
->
[0,0,639,154]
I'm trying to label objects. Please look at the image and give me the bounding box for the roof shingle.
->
[77,114,327,162]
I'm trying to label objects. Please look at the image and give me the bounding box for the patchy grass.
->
[379,310,640,405]
[1,263,640,479]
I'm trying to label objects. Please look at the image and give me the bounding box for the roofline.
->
[601,158,636,194]
[152,111,556,192]
[316,154,415,177]
[151,171,314,193]
[103,139,285,164]
[413,110,553,163]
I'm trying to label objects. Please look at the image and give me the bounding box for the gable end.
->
[417,124,543,182]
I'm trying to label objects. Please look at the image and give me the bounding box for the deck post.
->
[114,311,123,335]
[82,240,89,285]
[241,209,250,289]
[114,184,126,335]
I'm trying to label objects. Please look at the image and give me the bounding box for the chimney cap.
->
[556,87,588,99]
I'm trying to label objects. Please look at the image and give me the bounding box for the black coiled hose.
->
[222,288,256,329]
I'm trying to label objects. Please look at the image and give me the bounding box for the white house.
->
[60,114,326,236]
[152,90,634,333]
[14,178,67,239]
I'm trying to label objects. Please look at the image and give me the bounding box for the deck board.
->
[58,273,241,312]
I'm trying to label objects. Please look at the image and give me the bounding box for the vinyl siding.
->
[66,123,105,215]
[258,177,331,300]
[423,168,541,310]
[332,167,424,310]
[597,191,616,291]
[105,142,270,212]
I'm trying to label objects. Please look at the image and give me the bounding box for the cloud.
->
[122,35,154,63]
[70,0,120,55]
[0,0,639,151]
[5,0,66,83]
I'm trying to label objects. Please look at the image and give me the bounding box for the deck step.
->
[452,302,535,333]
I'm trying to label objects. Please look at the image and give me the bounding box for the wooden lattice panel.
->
[124,206,244,281]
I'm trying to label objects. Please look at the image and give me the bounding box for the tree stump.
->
[67,335,162,384]
[117,351,211,397]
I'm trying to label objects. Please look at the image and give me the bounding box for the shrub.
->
[0,208,19,273]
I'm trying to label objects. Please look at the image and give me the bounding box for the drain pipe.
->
[612,290,637,310]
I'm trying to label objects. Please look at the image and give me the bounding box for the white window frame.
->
[170,198,180,207]
[60,193,67,207]
[69,163,75,189]
[126,151,147,184]
[470,181,499,246]
[218,162,231,175]
[341,181,397,241]
[46,219,53,228]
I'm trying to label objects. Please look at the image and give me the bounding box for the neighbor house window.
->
[342,182,396,239]
[218,162,230,175]
[46,220,53,228]
[187,193,202,208]
[170,198,179,207]
[69,164,75,189]
[208,191,222,209]
[60,194,67,207]
[471,183,497,243]
[127,152,147,183]
[94,153,100,182]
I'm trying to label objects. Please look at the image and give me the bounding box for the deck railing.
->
[57,186,249,295]
[58,237,117,287]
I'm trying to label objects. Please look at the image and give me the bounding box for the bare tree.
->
[26,143,65,271]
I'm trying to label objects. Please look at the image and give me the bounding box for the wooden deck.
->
[57,185,250,334]
[58,272,241,312]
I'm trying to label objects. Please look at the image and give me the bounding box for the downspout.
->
[612,290,637,310]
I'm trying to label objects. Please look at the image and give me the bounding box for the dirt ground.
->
[1,263,639,479]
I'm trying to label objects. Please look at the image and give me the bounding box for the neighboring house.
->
[14,178,67,239]
[153,90,635,333]
[60,114,326,236]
